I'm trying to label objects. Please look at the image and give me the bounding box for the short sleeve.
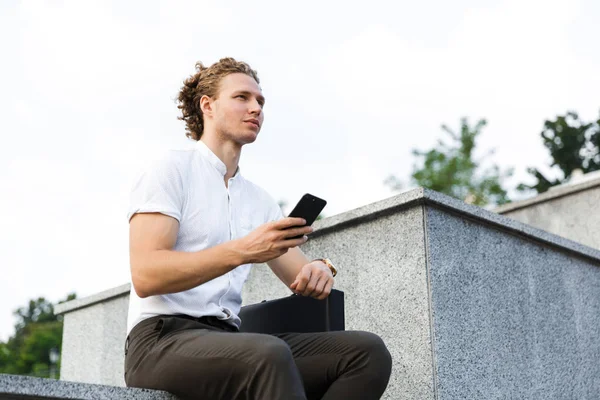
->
[127,155,184,223]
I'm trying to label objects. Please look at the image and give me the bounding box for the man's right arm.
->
[129,212,312,298]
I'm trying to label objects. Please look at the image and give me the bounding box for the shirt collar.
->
[195,140,241,178]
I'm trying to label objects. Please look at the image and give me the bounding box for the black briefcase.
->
[238,289,345,334]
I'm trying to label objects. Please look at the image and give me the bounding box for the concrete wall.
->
[426,206,600,399]
[243,204,435,399]
[55,188,600,399]
[495,177,600,250]
[0,374,176,400]
[56,284,130,387]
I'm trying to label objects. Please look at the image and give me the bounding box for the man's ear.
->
[199,95,214,118]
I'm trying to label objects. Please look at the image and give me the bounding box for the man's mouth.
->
[245,120,260,128]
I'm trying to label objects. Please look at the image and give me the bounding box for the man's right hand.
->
[235,218,313,264]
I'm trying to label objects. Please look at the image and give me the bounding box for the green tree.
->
[518,111,600,193]
[0,293,76,378]
[386,117,512,206]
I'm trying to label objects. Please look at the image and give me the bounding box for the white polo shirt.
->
[126,140,283,335]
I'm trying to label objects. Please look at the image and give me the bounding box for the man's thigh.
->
[125,316,300,399]
[273,330,388,399]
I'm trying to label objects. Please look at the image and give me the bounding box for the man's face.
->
[210,73,265,145]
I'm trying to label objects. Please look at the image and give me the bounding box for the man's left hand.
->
[290,260,334,300]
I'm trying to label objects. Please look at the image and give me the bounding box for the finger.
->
[281,226,313,240]
[303,271,324,297]
[274,217,307,230]
[294,268,312,294]
[290,281,298,290]
[310,274,327,298]
[316,278,334,300]
[282,235,309,248]
[301,278,316,297]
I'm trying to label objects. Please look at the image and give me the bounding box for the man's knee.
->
[350,331,392,376]
[253,335,294,366]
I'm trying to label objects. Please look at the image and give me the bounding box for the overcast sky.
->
[1,0,599,341]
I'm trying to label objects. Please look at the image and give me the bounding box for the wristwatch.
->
[314,258,337,277]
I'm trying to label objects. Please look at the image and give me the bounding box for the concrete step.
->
[0,374,178,400]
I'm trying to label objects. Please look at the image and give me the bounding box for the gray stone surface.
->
[0,374,177,399]
[244,206,435,400]
[55,187,600,399]
[495,176,600,250]
[421,188,600,262]
[425,206,600,399]
[60,294,129,387]
[54,283,130,315]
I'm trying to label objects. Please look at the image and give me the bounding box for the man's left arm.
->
[267,247,334,300]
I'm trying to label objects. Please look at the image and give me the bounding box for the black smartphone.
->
[287,193,327,239]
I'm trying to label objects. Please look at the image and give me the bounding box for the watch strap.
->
[313,258,337,277]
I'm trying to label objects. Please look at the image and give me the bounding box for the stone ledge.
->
[317,187,600,264]
[494,175,600,214]
[56,188,600,316]
[421,188,600,263]
[0,374,177,400]
[54,283,130,315]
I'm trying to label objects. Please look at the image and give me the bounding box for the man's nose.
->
[249,99,262,115]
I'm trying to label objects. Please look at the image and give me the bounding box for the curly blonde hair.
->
[177,57,260,141]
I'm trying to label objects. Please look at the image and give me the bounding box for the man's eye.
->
[236,95,246,99]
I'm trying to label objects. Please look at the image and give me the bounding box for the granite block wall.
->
[54,189,600,399]
[425,206,600,399]
[496,179,600,250]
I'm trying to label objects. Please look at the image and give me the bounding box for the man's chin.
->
[238,131,259,145]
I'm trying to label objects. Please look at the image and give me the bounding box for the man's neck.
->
[200,135,241,183]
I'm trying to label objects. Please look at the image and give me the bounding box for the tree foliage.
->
[518,111,600,193]
[386,117,512,206]
[0,293,76,378]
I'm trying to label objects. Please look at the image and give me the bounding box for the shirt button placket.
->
[219,179,234,314]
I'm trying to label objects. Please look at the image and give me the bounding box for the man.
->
[124,57,392,400]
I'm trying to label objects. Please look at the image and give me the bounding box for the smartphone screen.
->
[287,193,327,239]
